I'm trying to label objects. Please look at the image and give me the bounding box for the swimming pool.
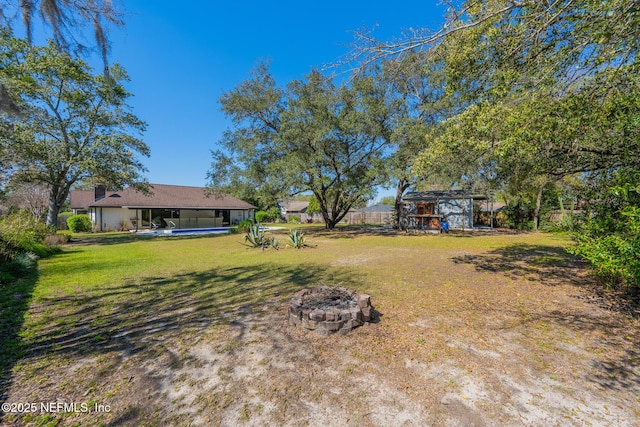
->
[154,227,231,236]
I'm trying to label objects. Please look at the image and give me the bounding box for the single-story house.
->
[277,200,309,221]
[276,199,325,223]
[70,184,256,232]
[401,190,489,231]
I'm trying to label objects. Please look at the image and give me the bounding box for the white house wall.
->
[92,208,134,231]
[231,210,249,223]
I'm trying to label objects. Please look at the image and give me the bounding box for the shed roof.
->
[70,184,256,210]
[402,190,488,202]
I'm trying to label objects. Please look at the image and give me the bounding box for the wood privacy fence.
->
[285,212,393,225]
[343,211,393,225]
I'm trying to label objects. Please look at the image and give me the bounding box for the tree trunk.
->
[393,179,409,229]
[533,184,544,231]
[318,202,337,229]
[321,204,352,229]
[324,206,350,229]
[46,192,61,229]
[46,183,70,229]
[316,190,355,230]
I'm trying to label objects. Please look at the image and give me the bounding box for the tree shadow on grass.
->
[16,262,365,363]
[542,311,640,392]
[1,256,370,424]
[303,225,415,240]
[303,226,528,240]
[69,231,228,246]
[69,233,149,246]
[589,348,640,392]
[0,269,38,405]
[451,243,591,287]
[514,308,639,392]
[452,242,640,316]
[450,243,640,392]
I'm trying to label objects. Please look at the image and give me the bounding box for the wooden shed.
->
[401,190,489,231]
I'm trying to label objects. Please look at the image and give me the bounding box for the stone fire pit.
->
[288,286,373,335]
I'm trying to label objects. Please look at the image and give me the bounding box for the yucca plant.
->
[244,224,267,248]
[243,224,278,250]
[269,237,280,250]
[288,229,308,249]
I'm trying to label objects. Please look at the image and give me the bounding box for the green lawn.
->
[2,228,639,426]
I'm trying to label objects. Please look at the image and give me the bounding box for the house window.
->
[215,209,230,225]
[417,203,435,215]
[141,209,150,227]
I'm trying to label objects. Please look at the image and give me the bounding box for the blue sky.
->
[29,1,448,201]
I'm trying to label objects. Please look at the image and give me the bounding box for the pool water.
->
[155,227,230,236]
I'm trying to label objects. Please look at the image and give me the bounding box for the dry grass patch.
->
[1,229,639,426]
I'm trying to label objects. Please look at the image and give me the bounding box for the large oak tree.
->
[209,64,391,229]
[0,34,149,227]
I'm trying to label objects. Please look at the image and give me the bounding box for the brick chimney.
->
[94,185,106,201]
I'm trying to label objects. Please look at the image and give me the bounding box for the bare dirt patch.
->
[2,230,639,426]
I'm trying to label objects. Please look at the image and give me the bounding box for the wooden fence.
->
[343,211,393,225]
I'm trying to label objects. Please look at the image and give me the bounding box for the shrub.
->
[67,214,92,233]
[0,270,16,285]
[568,172,640,290]
[3,252,39,277]
[569,205,640,289]
[0,251,39,279]
[503,202,534,230]
[25,243,49,258]
[255,211,269,223]
[267,207,282,222]
[0,210,50,262]
[255,208,282,223]
[288,215,301,224]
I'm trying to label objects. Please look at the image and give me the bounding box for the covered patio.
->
[70,184,256,232]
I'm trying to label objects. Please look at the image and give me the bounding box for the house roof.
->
[402,190,488,202]
[70,189,119,210]
[70,184,256,210]
[278,200,309,213]
[355,204,394,213]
